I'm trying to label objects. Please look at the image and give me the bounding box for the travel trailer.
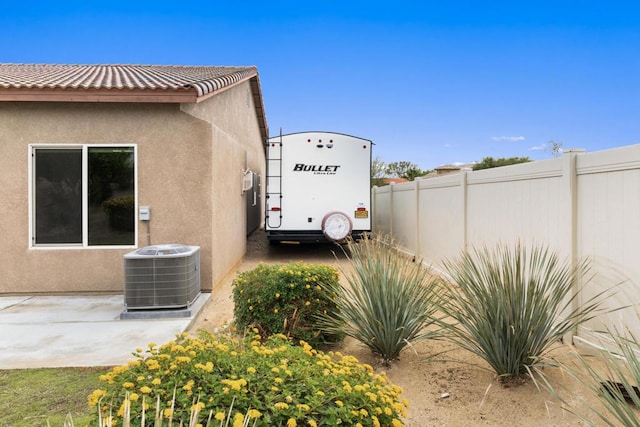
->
[265,131,372,244]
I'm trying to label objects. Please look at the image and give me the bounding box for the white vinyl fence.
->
[372,145,640,347]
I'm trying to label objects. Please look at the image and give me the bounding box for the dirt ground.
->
[188,231,607,426]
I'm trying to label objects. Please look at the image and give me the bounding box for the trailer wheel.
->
[321,211,353,242]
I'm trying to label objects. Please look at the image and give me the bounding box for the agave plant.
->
[440,242,610,380]
[319,233,444,365]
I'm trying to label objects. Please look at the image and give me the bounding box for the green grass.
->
[0,367,107,427]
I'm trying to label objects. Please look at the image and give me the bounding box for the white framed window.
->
[29,144,137,248]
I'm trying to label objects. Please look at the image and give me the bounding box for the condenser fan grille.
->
[123,244,200,310]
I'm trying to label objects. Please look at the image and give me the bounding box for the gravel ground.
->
[189,230,603,427]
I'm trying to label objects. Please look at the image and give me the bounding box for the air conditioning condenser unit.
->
[123,244,200,311]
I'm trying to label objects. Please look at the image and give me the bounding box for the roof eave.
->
[193,69,258,103]
[249,75,269,142]
[0,88,200,103]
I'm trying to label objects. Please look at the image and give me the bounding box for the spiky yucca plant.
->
[567,326,640,426]
[320,233,444,365]
[441,242,608,380]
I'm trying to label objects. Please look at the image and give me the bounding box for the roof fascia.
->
[249,75,269,142]
[0,88,200,103]
[193,70,258,103]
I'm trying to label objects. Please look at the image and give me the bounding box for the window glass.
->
[34,149,82,244]
[88,147,135,245]
[33,146,135,247]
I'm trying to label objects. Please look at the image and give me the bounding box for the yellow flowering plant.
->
[88,332,407,426]
[232,262,342,348]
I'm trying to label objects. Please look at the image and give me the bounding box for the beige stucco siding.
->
[0,79,265,295]
[181,80,266,288]
[0,102,213,293]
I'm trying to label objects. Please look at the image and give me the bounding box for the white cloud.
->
[528,142,564,155]
[528,144,547,151]
[492,136,526,142]
[443,143,452,148]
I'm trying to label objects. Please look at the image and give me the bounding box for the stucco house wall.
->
[0,65,267,295]
[181,82,266,287]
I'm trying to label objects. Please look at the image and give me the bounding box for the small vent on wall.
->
[242,169,254,193]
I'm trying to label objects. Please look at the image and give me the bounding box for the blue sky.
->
[2,1,639,170]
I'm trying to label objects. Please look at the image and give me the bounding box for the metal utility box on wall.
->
[123,244,200,310]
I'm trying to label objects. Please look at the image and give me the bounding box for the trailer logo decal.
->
[293,163,341,175]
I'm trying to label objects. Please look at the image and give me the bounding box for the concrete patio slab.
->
[0,293,210,369]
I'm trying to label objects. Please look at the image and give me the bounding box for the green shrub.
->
[319,233,444,365]
[232,262,342,348]
[440,242,609,381]
[89,331,408,426]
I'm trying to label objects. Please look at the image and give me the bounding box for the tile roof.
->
[383,178,410,185]
[0,63,268,139]
[0,63,258,100]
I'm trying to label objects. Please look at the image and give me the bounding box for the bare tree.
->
[547,140,563,158]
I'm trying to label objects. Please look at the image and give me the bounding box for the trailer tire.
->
[321,211,353,242]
